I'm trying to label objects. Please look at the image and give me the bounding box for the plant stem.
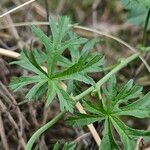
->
[142,9,150,46]
[26,111,66,150]
[74,52,140,102]
[26,52,140,150]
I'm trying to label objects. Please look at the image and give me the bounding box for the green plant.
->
[9,15,150,150]
[67,75,150,149]
[10,16,103,112]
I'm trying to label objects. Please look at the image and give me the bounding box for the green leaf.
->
[45,80,56,107]
[102,75,117,105]
[49,16,70,45]
[113,92,150,118]
[68,32,81,63]
[52,142,76,150]
[34,49,46,64]
[103,77,142,109]
[67,112,103,127]
[121,92,150,109]
[34,82,47,101]
[26,80,47,100]
[11,51,47,77]
[10,16,104,112]
[100,118,120,150]
[59,72,95,85]
[57,55,72,68]
[62,143,76,150]
[113,108,150,118]
[52,54,103,83]
[68,76,150,150]
[53,142,59,150]
[55,85,74,112]
[30,25,52,52]
[83,100,106,115]
[110,117,135,150]
[111,117,150,139]
[27,49,48,77]
[9,76,42,91]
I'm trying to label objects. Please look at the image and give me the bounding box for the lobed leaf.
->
[67,112,103,127]
[45,80,56,107]
[30,25,52,52]
[55,85,74,112]
[9,76,42,91]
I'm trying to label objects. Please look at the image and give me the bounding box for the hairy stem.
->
[142,9,150,46]
[26,52,140,150]
[26,111,66,150]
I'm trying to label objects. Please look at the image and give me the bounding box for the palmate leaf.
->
[67,76,150,149]
[102,76,142,109]
[56,38,103,85]
[10,16,103,113]
[58,35,88,53]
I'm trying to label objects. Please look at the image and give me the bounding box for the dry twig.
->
[0,0,36,18]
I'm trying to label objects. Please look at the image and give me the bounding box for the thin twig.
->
[0,100,26,149]
[0,81,29,139]
[0,0,36,18]
[0,113,9,150]
[71,132,90,144]
[0,48,20,58]
[76,102,101,145]
[135,137,143,150]
[134,53,150,79]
